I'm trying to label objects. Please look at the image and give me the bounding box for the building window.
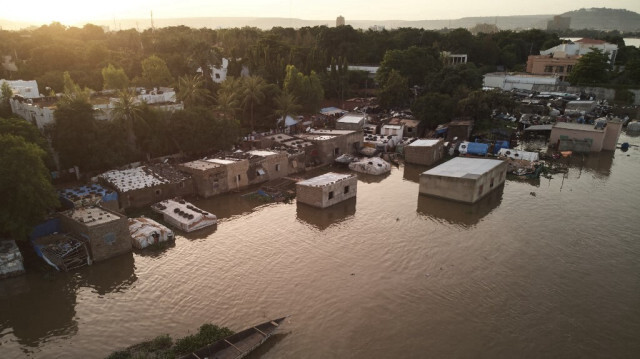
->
[544,66,553,73]
[490,177,494,188]
[155,189,162,196]
[275,164,281,172]
[334,148,340,156]
[478,185,484,196]
[556,66,564,73]
[328,191,334,200]
[567,65,573,73]
[215,73,220,79]
[408,127,413,132]
[344,186,350,194]
[179,182,185,188]
[236,174,241,181]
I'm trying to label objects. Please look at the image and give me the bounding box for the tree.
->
[241,76,267,133]
[283,65,324,113]
[59,71,91,105]
[0,134,59,239]
[378,70,410,109]
[52,97,97,170]
[110,89,145,149]
[377,46,443,87]
[0,81,12,118]
[568,48,611,85]
[177,74,211,108]
[0,117,51,156]
[412,93,455,130]
[139,55,174,88]
[102,63,130,90]
[273,92,301,127]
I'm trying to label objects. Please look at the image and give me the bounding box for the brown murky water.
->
[1,134,640,358]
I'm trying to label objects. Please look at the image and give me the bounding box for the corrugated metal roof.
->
[423,157,503,179]
[337,114,365,123]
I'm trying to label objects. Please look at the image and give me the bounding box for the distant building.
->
[484,72,562,90]
[0,79,40,98]
[469,23,499,35]
[296,172,357,208]
[336,15,345,27]
[369,25,385,32]
[540,38,618,64]
[547,16,571,31]
[419,157,507,204]
[441,52,468,66]
[525,54,579,82]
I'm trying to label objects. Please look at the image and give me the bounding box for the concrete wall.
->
[419,161,507,203]
[312,132,363,165]
[603,121,623,151]
[116,179,195,209]
[179,166,228,198]
[296,176,358,208]
[59,209,131,262]
[404,140,444,166]
[549,127,605,152]
[336,120,363,131]
[223,160,250,192]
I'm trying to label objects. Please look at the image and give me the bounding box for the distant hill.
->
[560,8,640,32]
[0,8,638,32]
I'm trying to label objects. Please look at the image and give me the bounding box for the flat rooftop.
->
[409,139,441,147]
[423,157,503,179]
[248,150,279,157]
[297,172,354,187]
[298,134,338,141]
[553,122,603,132]
[208,158,242,165]
[309,129,356,136]
[65,206,122,226]
[337,114,365,123]
[383,125,403,129]
[180,160,222,171]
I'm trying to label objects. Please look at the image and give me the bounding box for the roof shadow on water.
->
[560,151,615,178]
[403,161,444,183]
[245,332,290,359]
[416,185,504,229]
[75,251,137,295]
[296,197,357,231]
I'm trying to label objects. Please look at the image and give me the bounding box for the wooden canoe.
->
[179,317,287,359]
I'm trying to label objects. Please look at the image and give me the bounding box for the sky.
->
[4,0,640,25]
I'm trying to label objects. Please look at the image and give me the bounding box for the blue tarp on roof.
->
[58,184,118,209]
[493,140,510,154]
[29,217,60,241]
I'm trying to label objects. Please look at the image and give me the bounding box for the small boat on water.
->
[179,316,287,359]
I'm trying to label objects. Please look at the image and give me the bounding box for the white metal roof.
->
[337,114,365,123]
[248,150,278,157]
[423,157,503,179]
[498,149,539,162]
[409,139,441,147]
[207,158,240,165]
[297,172,354,187]
[100,167,169,192]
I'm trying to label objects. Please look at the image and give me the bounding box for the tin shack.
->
[296,172,357,208]
[419,157,507,203]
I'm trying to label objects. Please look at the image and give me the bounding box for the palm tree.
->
[215,91,239,119]
[177,74,211,108]
[241,76,266,133]
[273,92,301,128]
[110,89,145,149]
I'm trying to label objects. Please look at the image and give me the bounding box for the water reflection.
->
[0,274,78,348]
[416,185,504,228]
[245,332,289,359]
[193,191,270,221]
[561,151,615,178]
[296,198,357,230]
[355,172,391,184]
[76,252,137,296]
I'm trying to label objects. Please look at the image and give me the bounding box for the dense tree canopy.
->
[568,48,611,85]
[0,133,59,239]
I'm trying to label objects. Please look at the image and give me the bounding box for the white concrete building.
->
[541,38,618,63]
[296,172,357,208]
[483,72,560,91]
[1,79,40,98]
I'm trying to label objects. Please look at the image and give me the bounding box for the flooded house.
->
[128,217,174,249]
[419,157,507,204]
[296,172,358,208]
[207,150,290,192]
[31,233,91,271]
[99,164,194,209]
[58,206,131,262]
[296,129,362,165]
[58,184,119,211]
[445,119,474,142]
[388,118,422,138]
[263,133,314,170]
[178,160,228,198]
[335,113,366,131]
[151,199,217,232]
[549,118,623,152]
[404,139,445,166]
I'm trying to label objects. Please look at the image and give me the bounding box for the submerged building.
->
[404,139,445,166]
[296,172,357,208]
[419,157,507,203]
[549,118,623,152]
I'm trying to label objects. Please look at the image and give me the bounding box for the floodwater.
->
[1,134,640,358]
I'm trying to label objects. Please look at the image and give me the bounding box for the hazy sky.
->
[5,0,640,24]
